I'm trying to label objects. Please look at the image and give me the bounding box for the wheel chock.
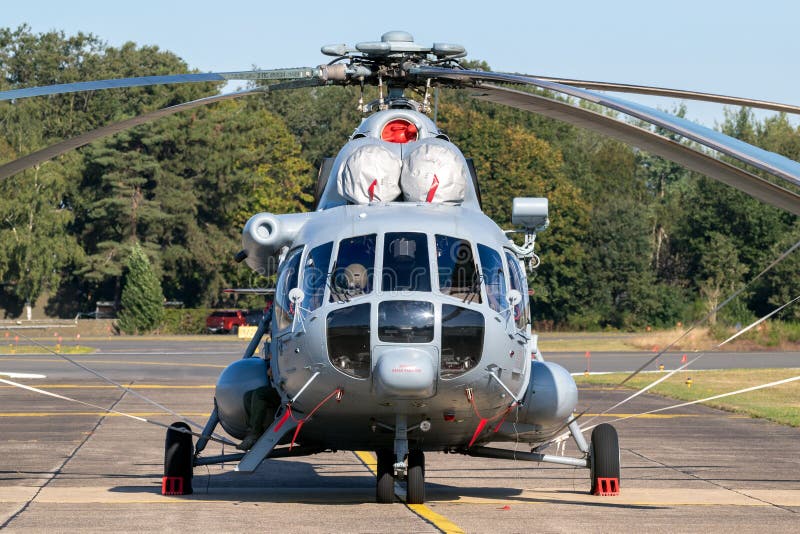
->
[162,476,189,495]
[593,477,619,496]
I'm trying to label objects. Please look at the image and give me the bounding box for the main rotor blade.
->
[471,84,800,216]
[515,75,800,115]
[0,78,320,180]
[414,67,800,190]
[0,67,319,102]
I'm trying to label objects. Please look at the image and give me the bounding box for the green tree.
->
[696,232,748,325]
[0,25,218,316]
[437,103,592,325]
[117,244,164,334]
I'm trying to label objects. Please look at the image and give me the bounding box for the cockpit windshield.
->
[435,235,480,302]
[302,242,333,311]
[381,232,431,292]
[330,234,376,302]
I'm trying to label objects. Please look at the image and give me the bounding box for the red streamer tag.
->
[426,175,440,202]
[368,179,377,201]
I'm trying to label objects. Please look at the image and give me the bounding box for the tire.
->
[376,448,395,504]
[164,421,193,495]
[406,450,425,505]
[590,423,620,494]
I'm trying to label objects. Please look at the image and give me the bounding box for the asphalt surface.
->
[0,338,798,532]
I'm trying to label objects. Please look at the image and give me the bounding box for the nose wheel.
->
[376,448,395,503]
[406,449,425,504]
[375,448,427,504]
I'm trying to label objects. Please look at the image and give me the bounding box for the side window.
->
[275,248,303,330]
[505,251,529,330]
[382,232,431,292]
[302,242,333,312]
[441,305,484,378]
[327,303,371,378]
[477,244,508,313]
[435,235,481,302]
[331,234,376,301]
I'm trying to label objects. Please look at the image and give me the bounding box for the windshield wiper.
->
[462,276,482,304]
[327,262,350,303]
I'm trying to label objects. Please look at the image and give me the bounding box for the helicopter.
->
[1,31,798,506]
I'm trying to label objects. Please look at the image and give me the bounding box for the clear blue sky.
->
[3,0,798,127]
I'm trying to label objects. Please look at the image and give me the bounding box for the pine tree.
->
[117,244,164,334]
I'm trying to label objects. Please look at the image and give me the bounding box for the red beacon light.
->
[381,119,418,143]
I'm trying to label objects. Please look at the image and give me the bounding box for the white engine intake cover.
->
[400,139,467,203]
[338,140,402,203]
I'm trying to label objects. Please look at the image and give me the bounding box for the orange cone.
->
[680,354,687,364]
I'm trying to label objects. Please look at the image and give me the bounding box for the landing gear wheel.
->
[406,449,425,504]
[589,423,620,495]
[375,448,395,504]
[163,422,193,495]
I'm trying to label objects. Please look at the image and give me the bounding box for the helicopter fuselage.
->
[214,107,579,454]
[270,202,534,450]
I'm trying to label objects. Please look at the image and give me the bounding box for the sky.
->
[2,0,798,127]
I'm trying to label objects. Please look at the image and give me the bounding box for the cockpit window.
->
[477,244,508,313]
[505,250,529,330]
[330,234,376,302]
[435,235,481,303]
[302,242,333,312]
[378,301,434,343]
[275,247,303,330]
[441,304,484,378]
[327,303,371,378]
[382,232,431,292]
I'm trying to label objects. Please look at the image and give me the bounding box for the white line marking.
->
[0,372,46,379]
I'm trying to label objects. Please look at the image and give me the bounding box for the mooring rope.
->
[619,236,800,385]
[0,376,236,445]
[579,294,800,430]
[4,328,228,441]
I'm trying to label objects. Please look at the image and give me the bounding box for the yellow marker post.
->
[686,377,693,389]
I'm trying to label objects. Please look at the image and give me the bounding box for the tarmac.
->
[0,338,798,532]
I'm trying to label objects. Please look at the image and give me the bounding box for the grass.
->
[0,345,95,354]
[538,324,800,352]
[537,328,718,352]
[575,368,800,427]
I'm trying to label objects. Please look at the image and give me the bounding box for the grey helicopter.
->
[1,31,799,506]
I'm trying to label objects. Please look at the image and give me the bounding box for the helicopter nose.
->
[373,346,436,399]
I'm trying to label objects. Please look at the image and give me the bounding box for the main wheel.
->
[376,448,395,504]
[164,422,193,495]
[589,423,620,495]
[406,449,425,504]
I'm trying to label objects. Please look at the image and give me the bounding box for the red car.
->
[206,310,247,334]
